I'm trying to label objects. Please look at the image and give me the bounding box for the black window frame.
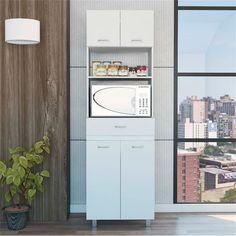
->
[174,0,236,204]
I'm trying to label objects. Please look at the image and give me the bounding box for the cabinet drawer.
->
[87,118,155,136]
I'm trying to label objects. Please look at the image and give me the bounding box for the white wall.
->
[70,0,236,213]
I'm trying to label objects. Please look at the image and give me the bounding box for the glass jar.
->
[107,64,119,76]
[113,61,122,66]
[92,61,101,76]
[129,67,136,76]
[103,61,111,69]
[136,65,147,76]
[118,65,129,76]
[96,63,107,76]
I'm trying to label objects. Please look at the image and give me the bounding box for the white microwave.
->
[90,84,151,117]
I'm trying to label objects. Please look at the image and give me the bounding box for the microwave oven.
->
[90,84,151,117]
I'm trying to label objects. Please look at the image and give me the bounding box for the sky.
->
[177,9,236,107]
[179,0,236,6]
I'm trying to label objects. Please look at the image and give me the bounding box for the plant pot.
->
[2,205,29,230]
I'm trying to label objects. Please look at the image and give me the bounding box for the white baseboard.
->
[70,203,236,213]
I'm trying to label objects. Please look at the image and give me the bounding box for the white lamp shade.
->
[5,18,40,45]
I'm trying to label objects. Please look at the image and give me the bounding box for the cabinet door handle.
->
[114,125,127,129]
[132,145,144,149]
[97,145,110,149]
[97,39,110,42]
[131,39,143,42]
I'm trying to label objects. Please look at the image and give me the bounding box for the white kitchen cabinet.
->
[87,10,154,47]
[121,141,155,219]
[121,11,154,47]
[86,141,120,219]
[86,139,155,222]
[87,11,120,47]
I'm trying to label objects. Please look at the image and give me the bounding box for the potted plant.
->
[0,136,50,230]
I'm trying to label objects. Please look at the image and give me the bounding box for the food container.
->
[107,64,119,76]
[113,61,122,66]
[136,65,147,76]
[118,66,129,76]
[129,67,136,76]
[96,63,107,76]
[92,61,101,76]
[103,61,111,69]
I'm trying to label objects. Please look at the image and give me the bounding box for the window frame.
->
[174,0,236,204]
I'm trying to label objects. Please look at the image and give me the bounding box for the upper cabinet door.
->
[87,11,120,47]
[121,11,154,47]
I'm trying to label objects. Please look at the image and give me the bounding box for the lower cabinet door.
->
[86,141,120,219]
[121,141,155,219]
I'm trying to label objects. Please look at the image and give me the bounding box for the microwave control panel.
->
[136,86,151,117]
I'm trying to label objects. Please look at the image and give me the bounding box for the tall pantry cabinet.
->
[86,10,155,227]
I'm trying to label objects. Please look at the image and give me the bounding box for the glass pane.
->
[178,76,236,139]
[178,11,236,72]
[177,142,236,203]
[179,0,236,6]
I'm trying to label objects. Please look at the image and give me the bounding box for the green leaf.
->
[6,175,13,184]
[19,156,28,168]
[37,184,43,192]
[9,148,15,155]
[16,146,25,153]
[13,175,21,186]
[12,161,19,170]
[35,175,43,185]
[42,146,50,154]
[0,161,6,173]
[12,154,20,162]
[40,170,50,178]
[18,166,25,178]
[5,191,11,202]
[10,185,17,195]
[28,189,36,198]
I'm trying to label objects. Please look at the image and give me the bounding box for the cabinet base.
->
[92,220,97,229]
[146,220,151,227]
[90,219,152,228]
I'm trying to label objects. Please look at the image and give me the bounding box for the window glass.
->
[178,11,236,72]
[177,142,236,203]
[178,77,236,139]
[179,0,236,6]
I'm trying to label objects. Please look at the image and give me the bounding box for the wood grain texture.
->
[1,213,236,235]
[0,0,69,221]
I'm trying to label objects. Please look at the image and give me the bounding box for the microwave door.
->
[92,86,136,117]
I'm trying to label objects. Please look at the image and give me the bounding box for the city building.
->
[177,150,200,203]
[200,167,236,202]
[229,116,236,138]
[180,96,208,123]
[216,113,231,138]
[178,118,207,150]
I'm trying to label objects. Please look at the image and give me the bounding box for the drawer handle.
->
[131,39,143,42]
[97,146,110,149]
[97,39,110,42]
[132,145,144,149]
[114,125,127,129]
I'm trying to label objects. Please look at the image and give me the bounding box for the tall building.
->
[178,118,207,150]
[207,120,217,146]
[180,96,208,123]
[192,97,208,123]
[177,150,200,203]
[216,113,230,138]
[217,95,236,116]
[179,97,192,122]
[229,116,236,138]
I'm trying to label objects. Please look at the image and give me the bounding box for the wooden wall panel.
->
[0,0,69,221]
